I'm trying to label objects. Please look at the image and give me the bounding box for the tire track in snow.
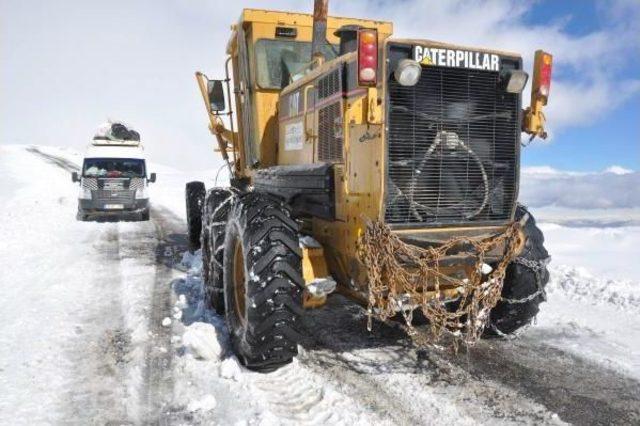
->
[249,358,389,425]
[60,225,134,424]
[251,363,331,424]
[26,146,79,173]
[139,207,188,423]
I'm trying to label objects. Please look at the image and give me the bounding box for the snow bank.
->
[548,265,639,312]
[182,323,223,360]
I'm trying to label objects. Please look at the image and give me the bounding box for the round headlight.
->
[394,59,422,86]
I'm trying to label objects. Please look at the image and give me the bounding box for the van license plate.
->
[104,204,124,210]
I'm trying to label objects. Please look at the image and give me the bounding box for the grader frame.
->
[191,0,552,369]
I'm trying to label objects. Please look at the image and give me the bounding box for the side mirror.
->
[71,172,79,183]
[149,173,156,183]
[207,80,226,112]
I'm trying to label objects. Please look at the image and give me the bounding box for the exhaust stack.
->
[311,0,328,65]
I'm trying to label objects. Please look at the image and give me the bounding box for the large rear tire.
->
[486,204,550,336]
[185,181,206,252]
[202,188,233,314]
[222,192,304,371]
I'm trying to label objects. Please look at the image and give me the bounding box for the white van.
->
[72,124,156,221]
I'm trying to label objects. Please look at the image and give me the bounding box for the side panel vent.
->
[317,68,341,99]
[318,102,343,162]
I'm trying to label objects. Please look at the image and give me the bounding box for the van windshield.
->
[83,158,146,178]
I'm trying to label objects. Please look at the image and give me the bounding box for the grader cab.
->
[187,0,552,370]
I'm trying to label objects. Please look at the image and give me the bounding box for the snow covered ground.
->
[1,144,639,425]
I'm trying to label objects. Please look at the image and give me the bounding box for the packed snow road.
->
[1,144,639,425]
[0,146,188,423]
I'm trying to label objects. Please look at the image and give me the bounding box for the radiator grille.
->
[385,64,519,226]
[93,190,134,204]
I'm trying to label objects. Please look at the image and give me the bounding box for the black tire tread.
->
[185,181,206,251]
[224,192,304,371]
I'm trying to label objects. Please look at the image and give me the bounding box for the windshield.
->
[254,39,338,89]
[83,158,146,178]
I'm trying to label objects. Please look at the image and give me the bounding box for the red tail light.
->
[358,28,378,86]
[535,51,553,99]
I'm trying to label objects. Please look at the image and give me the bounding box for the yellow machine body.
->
[201,8,547,304]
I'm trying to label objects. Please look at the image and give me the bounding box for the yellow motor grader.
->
[187,0,552,370]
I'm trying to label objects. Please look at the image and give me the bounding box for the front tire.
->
[185,181,206,251]
[487,204,550,336]
[223,193,304,371]
[76,206,89,222]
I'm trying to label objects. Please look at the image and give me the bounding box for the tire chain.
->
[358,219,524,347]
[499,256,551,305]
[203,190,238,295]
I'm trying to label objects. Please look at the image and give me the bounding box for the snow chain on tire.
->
[202,188,236,314]
[487,204,551,336]
[499,257,550,305]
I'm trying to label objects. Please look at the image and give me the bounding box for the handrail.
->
[303,84,316,143]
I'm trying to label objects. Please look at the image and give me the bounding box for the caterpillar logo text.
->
[413,45,500,71]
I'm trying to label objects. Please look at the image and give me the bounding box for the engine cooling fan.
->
[388,131,490,222]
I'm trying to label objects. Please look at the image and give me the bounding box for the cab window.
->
[254,39,338,89]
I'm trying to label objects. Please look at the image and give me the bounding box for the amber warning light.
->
[533,51,553,103]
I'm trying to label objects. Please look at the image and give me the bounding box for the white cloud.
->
[521,167,640,209]
[604,165,634,175]
[548,78,640,128]
[1,0,638,170]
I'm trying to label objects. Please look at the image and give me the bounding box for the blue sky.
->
[1,0,638,172]
[520,0,640,171]
[525,96,639,170]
